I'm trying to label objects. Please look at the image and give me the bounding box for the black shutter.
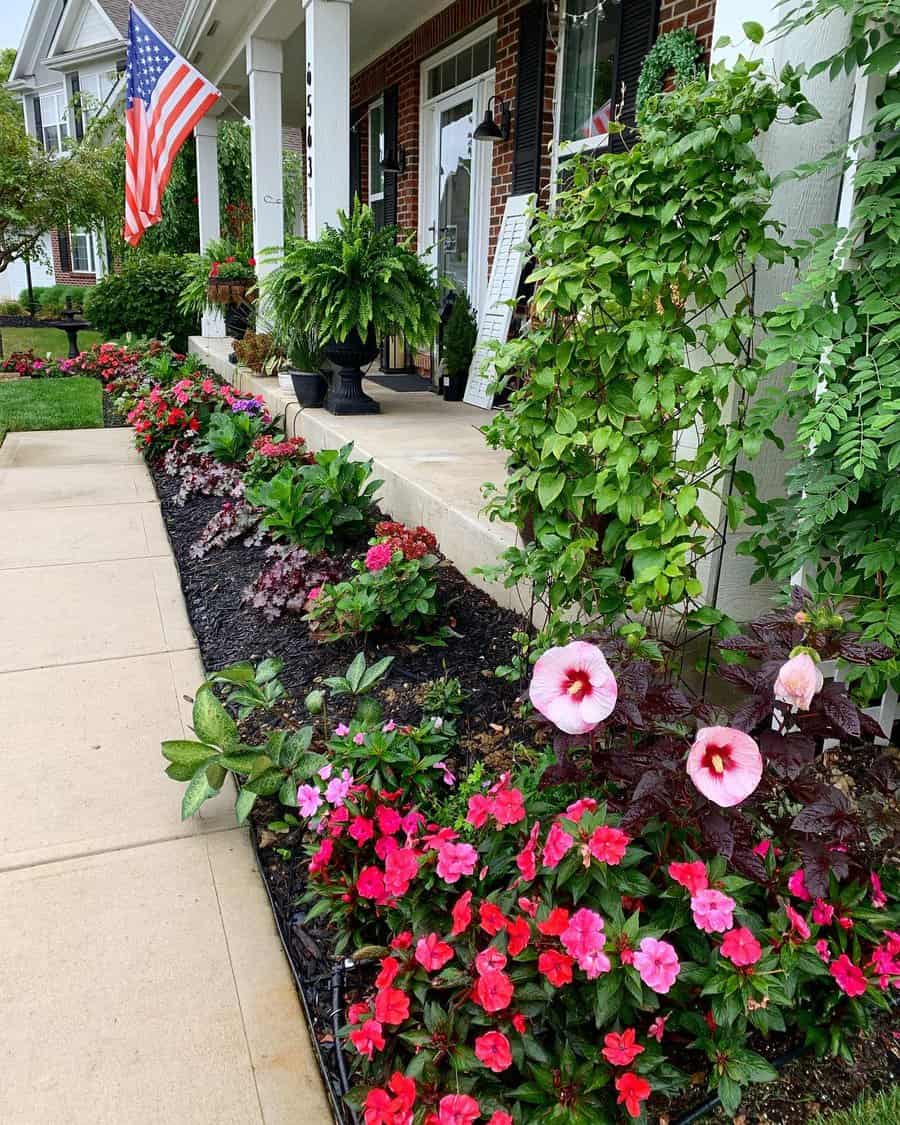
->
[350,107,364,209]
[609,0,659,153]
[58,229,72,273]
[70,73,84,141]
[382,84,399,230]
[32,95,45,149]
[512,0,546,195]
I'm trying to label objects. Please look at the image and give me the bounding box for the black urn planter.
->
[290,369,328,408]
[323,325,381,415]
[441,369,468,402]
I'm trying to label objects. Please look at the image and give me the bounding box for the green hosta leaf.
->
[192,684,238,750]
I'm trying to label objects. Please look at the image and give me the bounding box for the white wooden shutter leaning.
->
[464,192,536,409]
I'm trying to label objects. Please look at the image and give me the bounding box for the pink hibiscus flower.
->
[529,641,618,734]
[686,726,763,807]
[774,652,823,712]
[633,937,680,994]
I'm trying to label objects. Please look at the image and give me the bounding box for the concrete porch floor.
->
[190,336,526,613]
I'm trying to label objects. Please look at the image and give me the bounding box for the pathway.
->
[0,428,331,1125]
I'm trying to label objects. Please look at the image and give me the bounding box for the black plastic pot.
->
[441,369,468,402]
[290,369,328,408]
[323,325,380,415]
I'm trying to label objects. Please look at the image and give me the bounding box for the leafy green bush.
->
[0,298,24,315]
[85,254,197,349]
[442,291,477,379]
[245,442,381,553]
[196,408,269,464]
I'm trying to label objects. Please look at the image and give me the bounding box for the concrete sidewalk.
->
[0,428,331,1124]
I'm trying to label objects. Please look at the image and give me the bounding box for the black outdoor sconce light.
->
[381,144,407,175]
[473,96,511,142]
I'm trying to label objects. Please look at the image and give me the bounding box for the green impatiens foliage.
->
[482,57,815,653]
[741,1,900,697]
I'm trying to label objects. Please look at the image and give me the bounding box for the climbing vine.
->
[741,0,900,695]
[482,57,816,662]
[636,28,703,114]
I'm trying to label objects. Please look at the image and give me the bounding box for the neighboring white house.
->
[2,0,185,301]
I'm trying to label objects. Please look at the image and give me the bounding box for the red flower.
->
[375,956,401,988]
[347,1001,369,1025]
[537,907,570,936]
[668,861,709,896]
[830,953,867,997]
[615,1072,651,1118]
[511,1012,527,1033]
[357,866,386,901]
[474,1030,513,1073]
[588,825,630,865]
[473,968,514,1012]
[487,1115,512,1125]
[390,931,413,951]
[467,793,493,828]
[602,1027,644,1066]
[247,256,256,267]
[720,927,762,967]
[349,816,375,844]
[492,786,526,826]
[436,1094,480,1125]
[506,915,531,956]
[349,1018,385,1058]
[451,890,473,936]
[479,902,507,936]
[415,933,454,972]
[475,947,507,976]
[538,949,574,987]
[384,848,419,896]
[374,987,410,1026]
[377,805,403,834]
[515,820,541,880]
[309,838,333,874]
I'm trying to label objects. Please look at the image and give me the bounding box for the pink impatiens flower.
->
[830,953,867,997]
[668,860,708,896]
[297,784,322,817]
[474,1030,513,1073]
[436,1094,480,1125]
[436,841,478,884]
[542,822,574,869]
[365,543,394,572]
[602,1028,644,1067]
[691,889,736,934]
[774,652,824,712]
[588,825,630,865]
[560,907,606,962]
[785,904,811,940]
[633,937,680,994]
[788,868,812,902]
[871,872,888,908]
[812,899,835,925]
[720,927,762,967]
[686,726,763,807]
[529,640,618,734]
[415,933,454,972]
[384,848,419,896]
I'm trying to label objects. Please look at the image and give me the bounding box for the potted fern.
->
[262,202,439,415]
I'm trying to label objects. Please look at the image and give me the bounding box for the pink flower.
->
[687,726,763,807]
[648,1015,668,1042]
[436,841,478,884]
[382,719,397,733]
[325,769,353,806]
[353,732,366,746]
[377,806,403,834]
[830,953,867,997]
[467,793,493,828]
[357,866,386,901]
[475,947,507,976]
[487,1114,512,1125]
[633,937,680,994]
[309,837,333,874]
[334,723,350,736]
[589,825,630,865]
[384,848,419,896]
[691,889,736,934]
[349,816,375,845]
[753,839,773,858]
[365,543,394,572]
[812,899,835,925]
[297,784,322,817]
[415,933,454,972]
[668,860,708,896]
[349,1018,385,1058]
[774,652,823,712]
[615,1072,651,1118]
[788,868,812,902]
[871,872,888,908]
[473,968,514,1012]
[602,1028,644,1067]
[474,1030,512,1073]
[436,1094,480,1125]
[565,797,598,821]
[720,927,762,967]
[542,822,574,868]
[577,948,612,978]
[785,904,811,940]
[492,785,526,826]
[560,908,606,961]
[529,640,618,734]
[479,902,507,935]
[515,821,541,880]
[374,987,410,1025]
[451,891,473,935]
[816,939,831,964]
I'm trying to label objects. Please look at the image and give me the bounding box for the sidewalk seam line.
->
[0,646,200,676]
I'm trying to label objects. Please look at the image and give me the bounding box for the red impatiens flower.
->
[538,949,574,987]
[588,825,630,865]
[479,902,507,936]
[466,793,493,828]
[667,860,708,896]
[365,1072,416,1125]
[615,1072,651,1118]
[375,956,401,989]
[537,907,570,936]
[830,953,868,997]
[384,847,419,896]
[515,820,541,880]
[349,1018,385,1058]
[435,1094,480,1125]
[309,838,333,874]
[374,987,410,1026]
[347,1001,370,1025]
[602,1027,645,1067]
[473,968,514,1012]
[475,1030,513,1073]
[720,927,762,967]
[506,914,531,956]
[390,931,413,951]
[512,1012,527,1033]
[475,947,507,976]
[487,1114,512,1125]
[492,784,526,826]
[357,865,386,901]
[451,890,473,935]
[415,933,454,972]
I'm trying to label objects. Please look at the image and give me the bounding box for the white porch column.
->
[246,37,285,288]
[304,0,351,238]
[194,114,226,338]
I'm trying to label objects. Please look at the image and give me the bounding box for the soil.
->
[148,457,899,1125]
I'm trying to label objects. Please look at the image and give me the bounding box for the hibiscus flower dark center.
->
[701,743,732,775]
[564,669,592,701]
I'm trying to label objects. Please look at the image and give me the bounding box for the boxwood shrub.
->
[84,254,197,350]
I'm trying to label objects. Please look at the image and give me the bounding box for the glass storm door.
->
[436,97,474,294]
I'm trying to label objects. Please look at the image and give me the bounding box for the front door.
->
[422,76,494,317]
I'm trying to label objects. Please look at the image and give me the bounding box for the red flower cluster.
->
[0,349,52,377]
[373,521,438,561]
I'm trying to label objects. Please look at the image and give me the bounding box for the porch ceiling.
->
[178,0,458,127]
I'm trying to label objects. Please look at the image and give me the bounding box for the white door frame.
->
[419,40,496,317]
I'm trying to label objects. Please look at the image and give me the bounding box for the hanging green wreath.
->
[636,29,703,115]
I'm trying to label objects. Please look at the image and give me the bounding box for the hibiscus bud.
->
[305,689,325,714]
[794,611,809,626]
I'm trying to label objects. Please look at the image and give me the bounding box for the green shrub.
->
[196,408,270,464]
[85,255,197,350]
[34,285,86,317]
[441,291,477,379]
[0,299,24,315]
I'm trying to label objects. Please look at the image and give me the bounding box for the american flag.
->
[124,5,220,246]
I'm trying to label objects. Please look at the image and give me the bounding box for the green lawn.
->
[0,325,104,358]
[811,1088,900,1125]
[0,376,103,443]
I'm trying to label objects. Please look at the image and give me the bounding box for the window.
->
[426,32,496,100]
[40,88,70,153]
[78,69,118,118]
[70,230,95,273]
[369,99,384,201]
[558,0,621,150]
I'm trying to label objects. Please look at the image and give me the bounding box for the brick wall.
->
[49,230,96,286]
[658,0,716,58]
